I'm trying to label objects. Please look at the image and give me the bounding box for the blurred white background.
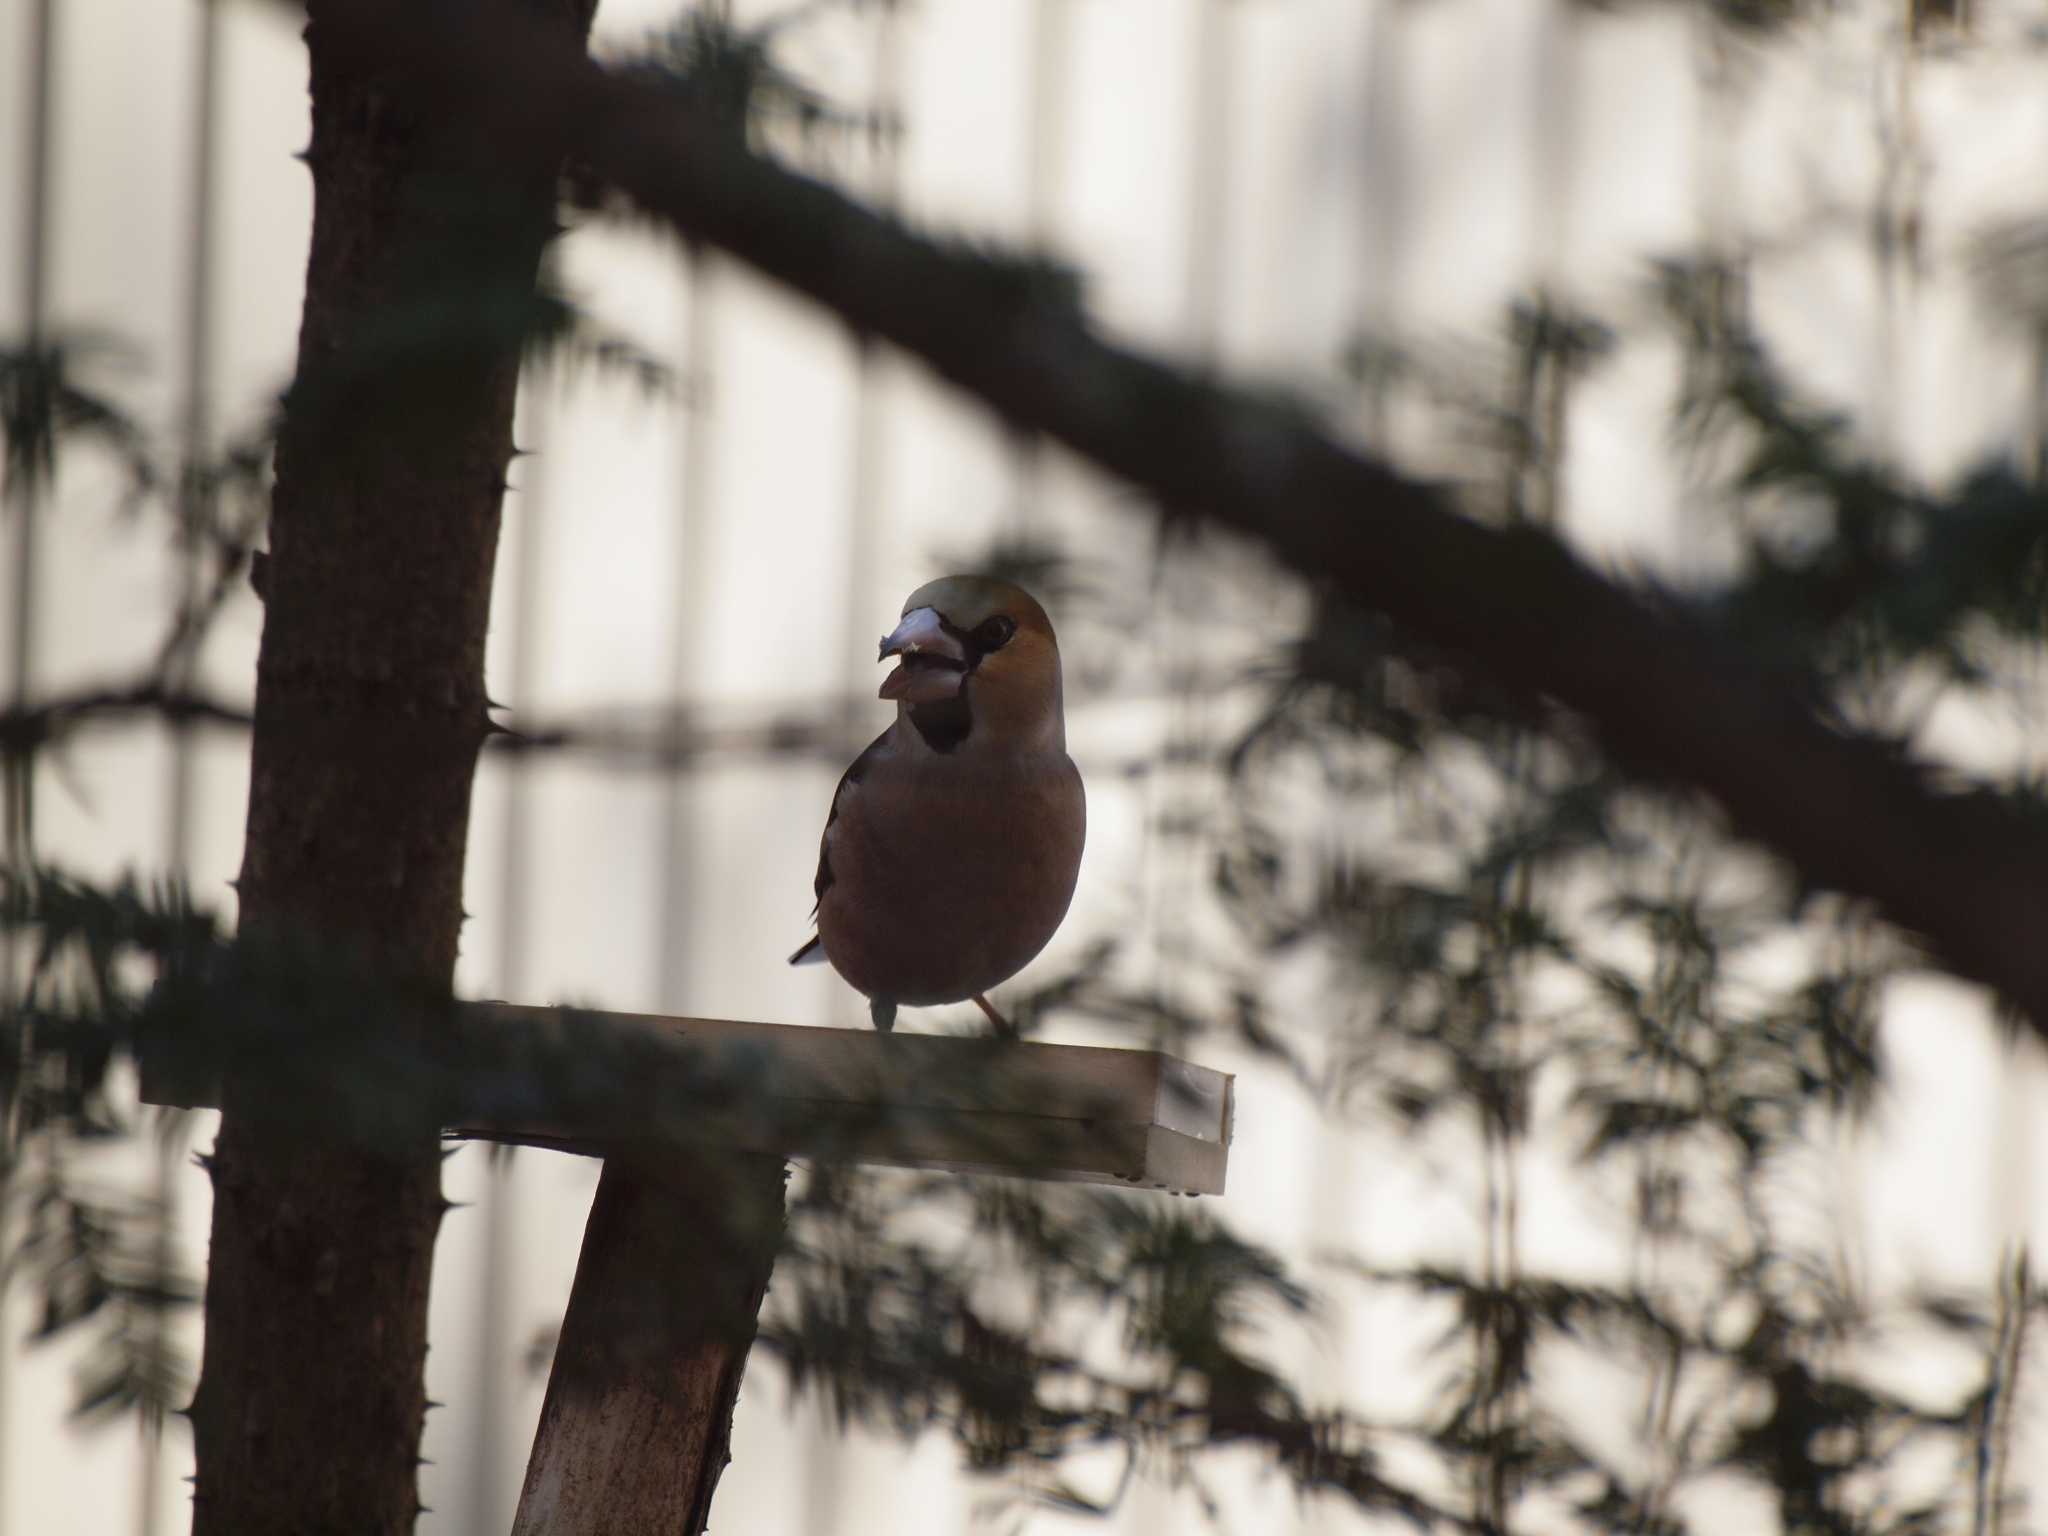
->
[4,0,2048,1531]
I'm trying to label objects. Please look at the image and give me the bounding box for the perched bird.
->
[790,576,1086,1034]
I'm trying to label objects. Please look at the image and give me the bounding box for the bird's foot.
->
[971,994,1017,1040]
[869,997,898,1033]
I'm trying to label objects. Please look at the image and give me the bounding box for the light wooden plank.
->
[141,1002,1235,1195]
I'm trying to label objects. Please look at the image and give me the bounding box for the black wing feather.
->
[806,726,892,913]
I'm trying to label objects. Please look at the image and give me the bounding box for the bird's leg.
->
[869,996,898,1033]
[971,994,1017,1040]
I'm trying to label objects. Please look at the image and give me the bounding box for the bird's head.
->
[877,576,1064,750]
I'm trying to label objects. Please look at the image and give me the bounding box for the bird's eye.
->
[973,615,1017,653]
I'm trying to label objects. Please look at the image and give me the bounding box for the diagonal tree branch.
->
[320,0,2048,1037]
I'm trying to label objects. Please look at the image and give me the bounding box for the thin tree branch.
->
[312,0,2048,1036]
[0,686,251,755]
[0,682,1230,781]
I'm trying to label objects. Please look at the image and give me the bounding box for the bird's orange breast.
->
[817,751,1084,1008]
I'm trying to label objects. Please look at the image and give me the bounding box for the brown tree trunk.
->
[188,3,593,1531]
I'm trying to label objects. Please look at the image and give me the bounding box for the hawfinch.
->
[790,576,1085,1033]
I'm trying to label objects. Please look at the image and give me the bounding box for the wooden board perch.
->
[141,1002,1235,1193]
[144,1000,1234,1534]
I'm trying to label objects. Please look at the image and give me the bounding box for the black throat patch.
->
[908,693,973,753]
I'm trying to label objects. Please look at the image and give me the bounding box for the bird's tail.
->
[788,935,824,966]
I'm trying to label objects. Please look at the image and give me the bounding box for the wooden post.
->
[140,1006,1232,1530]
[511,1154,787,1536]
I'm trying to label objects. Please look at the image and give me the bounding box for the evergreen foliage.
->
[4,3,2048,1533]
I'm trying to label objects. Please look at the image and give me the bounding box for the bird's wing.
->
[788,725,894,966]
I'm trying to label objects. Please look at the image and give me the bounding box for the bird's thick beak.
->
[878,606,968,703]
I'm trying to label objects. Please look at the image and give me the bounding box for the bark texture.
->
[189,3,592,1532]
[512,1156,789,1536]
